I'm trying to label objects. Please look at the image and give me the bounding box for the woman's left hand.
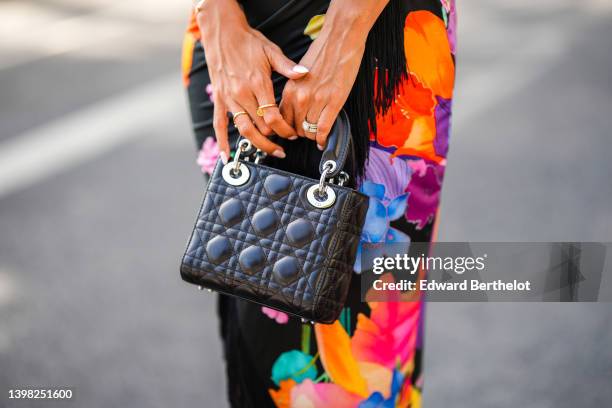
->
[279,2,389,149]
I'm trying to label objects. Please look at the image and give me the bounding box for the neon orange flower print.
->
[404,10,455,99]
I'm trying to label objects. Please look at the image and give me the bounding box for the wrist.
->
[322,0,388,43]
[196,0,249,39]
[194,0,234,16]
[318,17,368,54]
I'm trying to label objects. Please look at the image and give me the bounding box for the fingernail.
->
[292,65,309,74]
[272,150,286,159]
[220,151,228,164]
[289,136,298,140]
[317,144,324,151]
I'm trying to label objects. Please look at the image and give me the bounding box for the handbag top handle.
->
[318,110,352,178]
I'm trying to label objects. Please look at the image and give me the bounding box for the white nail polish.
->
[317,144,324,151]
[272,150,286,159]
[292,65,309,74]
[220,151,228,164]
[289,136,298,140]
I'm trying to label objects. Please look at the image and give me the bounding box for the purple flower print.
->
[353,148,415,273]
[196,136,220,175]
[434,96,452,158]
[406,161,445,229]
[364,147,412,199]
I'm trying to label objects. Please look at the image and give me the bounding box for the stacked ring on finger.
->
[232,111,248,126]
[302,120,318,133]
[256,103,277,117]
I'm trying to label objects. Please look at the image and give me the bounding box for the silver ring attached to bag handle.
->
[306,109,354,208]
[318,160,337,193]
[222,139,252,186]
[335,171,349,187]
[223,107,352,205]
[306,160,337,208]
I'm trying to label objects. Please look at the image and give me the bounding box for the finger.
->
[293,108,304,138]
[316,105,341,149]
[289,88,311,139]
[294,102,313,140]
[241,92,273,136]
[305,103,326,148]
[229,101,286,158]
[279,99,296,138]
[213,97,230,164]
[262,106,298,140]
[256,81,297,139]
[265,45,309,79]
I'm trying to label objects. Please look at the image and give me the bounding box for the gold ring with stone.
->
[256,104,277,117]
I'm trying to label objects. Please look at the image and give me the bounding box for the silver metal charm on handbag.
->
[222,139,253,186]
[306,160,338,208]
[222,138,350,209]
[306,161,350,209]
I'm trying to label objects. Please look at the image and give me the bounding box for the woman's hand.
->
[279,0,389,149]
[196,0,309,161]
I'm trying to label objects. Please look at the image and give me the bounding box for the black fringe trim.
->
[272,1,407,183]
[344,0,407,179]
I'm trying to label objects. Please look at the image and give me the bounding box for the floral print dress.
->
[182,1,456,407]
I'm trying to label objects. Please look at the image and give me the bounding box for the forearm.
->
[279,0,391,142]
[321,0,390,44]
[192,0,309,154]
[195,0,250,44]
[301,0,389,72]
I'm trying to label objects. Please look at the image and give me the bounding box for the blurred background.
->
[0,0,611,407]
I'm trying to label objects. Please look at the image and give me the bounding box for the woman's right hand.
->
[196,0,309,162]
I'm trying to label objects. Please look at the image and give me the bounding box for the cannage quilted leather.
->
[180,158,369,324]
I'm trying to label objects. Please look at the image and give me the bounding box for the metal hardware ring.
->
[307,184,336,208]
[318,160,336,194]
[222,139,251,186]
[307,160,337,208]
[336,171,349,187]
[222,162,250,186]
[233,139,251,173]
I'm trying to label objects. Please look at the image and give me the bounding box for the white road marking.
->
[0,75,183,199]
[0,1,185,70]
[0,38,560,201]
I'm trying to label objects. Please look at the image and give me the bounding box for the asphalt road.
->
[1,1,611,407]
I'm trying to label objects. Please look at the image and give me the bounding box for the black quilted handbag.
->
[180,110,369,324]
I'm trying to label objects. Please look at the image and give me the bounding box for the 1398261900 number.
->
[8,389,73,399]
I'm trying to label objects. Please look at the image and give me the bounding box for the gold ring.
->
[232,111,248,126]
[256,103,277,117]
